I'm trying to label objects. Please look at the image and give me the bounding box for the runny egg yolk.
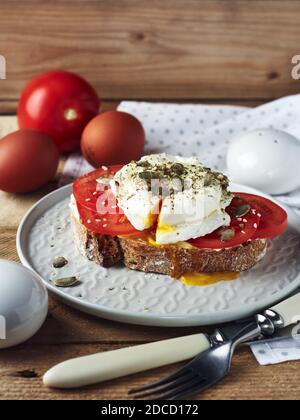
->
[156,224,175,234]
[156,211,175,235]
[147,235,194,249]
[179,272,240,286]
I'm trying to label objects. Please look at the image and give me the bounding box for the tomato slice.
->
[188,195,261,249]
[73,165,123,210]
[234,193,288,239]
[76,201,139,235]
[73,165,140,235]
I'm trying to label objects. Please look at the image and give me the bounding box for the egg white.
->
[111,154,232,243]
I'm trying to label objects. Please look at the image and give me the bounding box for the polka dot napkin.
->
[250,323,300,366]
[62,98,300,365]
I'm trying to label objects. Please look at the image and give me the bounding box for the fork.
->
[129,321,260,400]
[129,290,300,400]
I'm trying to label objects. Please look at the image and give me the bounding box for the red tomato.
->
[81,111,145,167]
[188,195,261,249]
[18,70,100,153]
[73,165,140,235]
[234,193,288,239]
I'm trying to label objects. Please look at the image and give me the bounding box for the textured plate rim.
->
[16,183,300,327]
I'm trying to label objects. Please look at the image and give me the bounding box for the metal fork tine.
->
[128,321,260,401]
[149,377,206,400]
[168,380,209,400]
[129,367,192,395]
[131,371,196,400]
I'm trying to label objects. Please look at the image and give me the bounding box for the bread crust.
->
[71,214,267,277]
[71,214,123,267]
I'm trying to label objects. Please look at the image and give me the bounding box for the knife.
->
[43,292,300,389]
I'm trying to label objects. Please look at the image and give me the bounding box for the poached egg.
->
[110,154,232,244]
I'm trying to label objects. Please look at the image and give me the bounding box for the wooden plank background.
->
[0,0,299,111]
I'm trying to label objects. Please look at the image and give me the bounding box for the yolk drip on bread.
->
[147,235,194,249]
[119,232,240,286]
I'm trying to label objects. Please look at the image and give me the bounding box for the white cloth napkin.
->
[250,335,300,365]
[62,96,300,365]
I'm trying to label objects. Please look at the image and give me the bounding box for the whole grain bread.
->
[71,214,123,267]
[120,236,267,278]
[71,214,267,277]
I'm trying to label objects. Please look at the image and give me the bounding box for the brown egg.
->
[0,129,59,193]
[81,111,145,167]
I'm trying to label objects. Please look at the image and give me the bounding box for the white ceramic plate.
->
[16,183,300,327]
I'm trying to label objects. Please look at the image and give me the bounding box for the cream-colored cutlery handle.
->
[43,333,210,389]
[271,292,300,327]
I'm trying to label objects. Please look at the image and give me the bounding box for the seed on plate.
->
[54,276,80,288]
[235,203,251,217]
[52,256,68,268]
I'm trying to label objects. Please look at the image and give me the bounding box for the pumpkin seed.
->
[138,170,160,181]
[220,228,235,242]
[235,204,251,217]
[54,276,80,288]
[52,256,68,268]
[138,171,152,181]
[171,163,185,175]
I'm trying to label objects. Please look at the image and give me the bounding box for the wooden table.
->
[1,0,300,400]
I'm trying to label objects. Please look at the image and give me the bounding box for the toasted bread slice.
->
[71,214,123,267]
[71,214,267,277]
[119,236,267,278]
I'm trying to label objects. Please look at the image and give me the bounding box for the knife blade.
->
[43,291,300,389]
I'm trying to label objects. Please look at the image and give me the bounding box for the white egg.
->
[0,260,48,349]
[226,129,300,194]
